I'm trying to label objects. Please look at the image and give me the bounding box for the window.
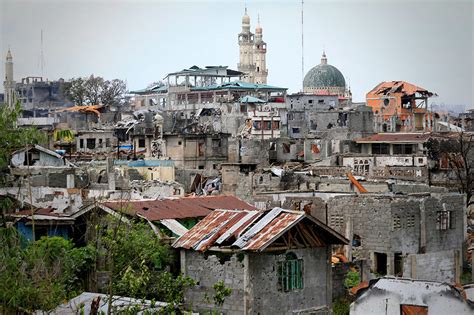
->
[86,138,96,149]
[178,141,182,145]
[138,138,146,148]
[277,253,303,292]
[79,139,84,149]
[372,143,389,154]
[282,143,291,153]
[401,305,428,315]
[212,139,221,148]
[393,144,413,155]
[98,139,103,148]
[292,127,300,134]
[406,215,415,228]
[105,138,110,147]
[436,211,452,230]
[308,99,313,104]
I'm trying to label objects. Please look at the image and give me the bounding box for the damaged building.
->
[173,207,348,314]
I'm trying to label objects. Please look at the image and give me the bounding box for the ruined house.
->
[173,207,347,315]
[366,81,436,133]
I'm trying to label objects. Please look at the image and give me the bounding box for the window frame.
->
[277,255,304,292]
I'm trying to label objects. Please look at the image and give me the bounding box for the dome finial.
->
[321,50,327,65]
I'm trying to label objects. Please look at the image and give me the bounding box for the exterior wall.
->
[350,278,474,315]
[182,251,245,315]
[247,247,331,314]
[11,150,65,167]
[76,131,116,153]
[325,194,464,277]
[403,250,460,283]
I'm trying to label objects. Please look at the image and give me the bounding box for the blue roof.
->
[191,81,286,92]
[240,95,266,103]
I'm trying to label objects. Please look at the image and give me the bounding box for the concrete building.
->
[237,9,268,84]
[350,277,474,315]
[173,207,348,314]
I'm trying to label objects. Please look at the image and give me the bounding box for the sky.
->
[1,0,473,107]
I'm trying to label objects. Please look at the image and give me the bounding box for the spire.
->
[321,50,327,65]
[256,13,262,34]
[6,48,12,61]
[242,6,250,32]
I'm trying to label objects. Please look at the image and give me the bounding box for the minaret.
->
[4,49,16,107]
[238,7,255,83]
[253,15,268,84]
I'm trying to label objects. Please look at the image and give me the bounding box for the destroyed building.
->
[173,207,348,314]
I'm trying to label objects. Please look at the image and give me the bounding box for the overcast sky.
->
[1,0,473,107]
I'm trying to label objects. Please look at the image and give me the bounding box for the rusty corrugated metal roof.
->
[103,195,256,221]
[355,133,431,143]
[173,207,348,252]
[368,81,435,97]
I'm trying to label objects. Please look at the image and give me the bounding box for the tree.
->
[65,75,126,106]
[0,228,95,313]
[0,102,47,175]
[426,132,474,206]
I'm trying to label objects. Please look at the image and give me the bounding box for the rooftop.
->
[367,81,436,98]
[355,133,432,143]
[173,207,348,252]
[102,195,257,221]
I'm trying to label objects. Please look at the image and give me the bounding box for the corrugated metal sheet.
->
[173,207,348,252]
[103,195,256,221]
[355,133,431,143]
[159,219,188,237]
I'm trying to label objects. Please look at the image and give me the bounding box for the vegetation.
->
[0,228,95,313]
[0,101,46,176]
[426,132,474,206]
[65,75,127,106]
[344,270,361,289]
[332,297,351,315]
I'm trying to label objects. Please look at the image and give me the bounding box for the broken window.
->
[105,138,110,147]
[311,143,320,154]
[198,142,205,156]
[282,143,291,154]
[436,211,452,230]
[212,139,221,148]
[372,143,389,154]
[25,151,40,166]
[374,252,387,275]
[354,159,370,175]
[292,127,300,134]
[277,253,303,292]
[86,138,96,149]
[98,139,103,148]
[393,144,413,155]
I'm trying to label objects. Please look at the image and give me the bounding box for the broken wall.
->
[402,250,461,283]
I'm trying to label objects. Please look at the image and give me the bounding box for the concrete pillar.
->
[387,252,395,276]
[243,254,251,314]
[410,255,417,279]
[66,174,75,189]
[344,217,353,261]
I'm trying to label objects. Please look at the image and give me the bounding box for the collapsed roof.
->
[368,81,436,98]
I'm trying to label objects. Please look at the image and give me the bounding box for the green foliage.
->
[65,75,126,106]
[212,281,232,307]
[54,129,75,142]
[344,270,360,289]
[0,228,95,313]
[0,102,46,176]
[332,297,351,315]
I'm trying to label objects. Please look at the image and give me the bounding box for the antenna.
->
[40,29,45,77]
[301,0,304,91]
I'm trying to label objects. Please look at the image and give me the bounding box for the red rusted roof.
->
[12,207,62,217]
[368,81,435,97]
[355,133,431,143]
[173,207,348,252]
[102,196,257,221]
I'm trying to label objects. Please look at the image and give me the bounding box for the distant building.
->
[3,49,70,116]
[238,9,268,84]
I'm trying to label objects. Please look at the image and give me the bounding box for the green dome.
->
[303,60,346,89]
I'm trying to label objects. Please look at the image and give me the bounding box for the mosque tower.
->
[253,15,268,84]
[238,8,256,83]
[3,49,16,107]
